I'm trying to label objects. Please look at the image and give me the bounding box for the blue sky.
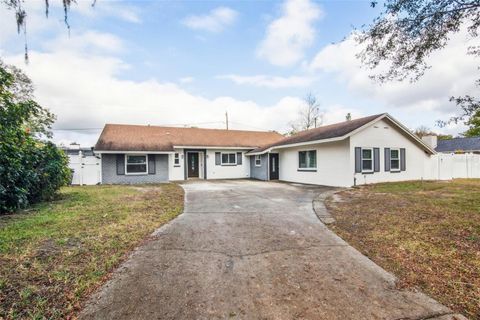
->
[0,0,477,146]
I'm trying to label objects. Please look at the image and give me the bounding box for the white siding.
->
[350,118,431,185]
[206,149,250,179]
[278,140,352,187]
[169,148,184,181]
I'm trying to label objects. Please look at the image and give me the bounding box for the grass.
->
[0,184,184,319]
[325,179,480,319]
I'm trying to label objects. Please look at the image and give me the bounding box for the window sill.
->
[298,168,317,172]
[390,169,401,173]
[255,165,262,167]
[361,171,374,175]
[173,165,181,167]
[125,173,149,176]
[221,164,237,166]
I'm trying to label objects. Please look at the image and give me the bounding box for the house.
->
[94,113,436,187]
[422,135,480,154]
[94,125,284,184]
[62,143,101,185]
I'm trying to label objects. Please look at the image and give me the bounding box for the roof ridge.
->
[104,123,278,134]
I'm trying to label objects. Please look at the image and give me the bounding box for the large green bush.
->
[0,62,70,213]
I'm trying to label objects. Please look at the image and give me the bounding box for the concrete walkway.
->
[80,180,463,320]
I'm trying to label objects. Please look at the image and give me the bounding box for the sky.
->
[0,0,478,147]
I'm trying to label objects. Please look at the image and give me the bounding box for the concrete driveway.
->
[80,180,461,320]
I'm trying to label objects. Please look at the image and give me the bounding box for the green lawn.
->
[0,184,184,319]
[325,179,480,319]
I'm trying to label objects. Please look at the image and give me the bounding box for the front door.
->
[187,152,199,178]
[269,153,279,180]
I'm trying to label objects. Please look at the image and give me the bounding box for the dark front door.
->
[269,153,279,180]
[187,152,199,178]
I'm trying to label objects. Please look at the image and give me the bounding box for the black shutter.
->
[148,154,156,174]
[215,152,221,165]
[116,154,125,175]
[400,148,406,171]
[236,152,242,165]
[373,148,380,172]
[384,148,391,172]
[354,147,361,173]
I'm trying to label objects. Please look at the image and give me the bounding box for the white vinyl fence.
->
[425,153,480,180]
[68,152,101,185]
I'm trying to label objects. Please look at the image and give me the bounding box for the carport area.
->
[80,180,459,319]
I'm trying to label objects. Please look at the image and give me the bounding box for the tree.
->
[0,60,70,213]
[358,0,480,136]
[413,126,454,140]
[289,93,324,134]
[413,126,436,138]
[2,0,94,61]
[463,108,480,137]
[1,62,56,137]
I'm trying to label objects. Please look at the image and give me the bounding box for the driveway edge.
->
[312,188,343,224]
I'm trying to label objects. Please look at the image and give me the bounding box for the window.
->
[298,150,316,170]
[221,153,237,165]
[255,155,261,167]
[174,153,180,166]
[390,149,400,171]
[126,155,148,174]
[361,148,373,172]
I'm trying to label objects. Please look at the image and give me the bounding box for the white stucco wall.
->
[206,149,250,179]
[278,140,352,187]
[350,118,432,185]
[169,148,185,181]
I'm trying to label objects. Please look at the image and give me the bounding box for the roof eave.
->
[94,150,175,154]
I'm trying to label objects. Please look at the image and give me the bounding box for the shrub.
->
[0,61,70,213]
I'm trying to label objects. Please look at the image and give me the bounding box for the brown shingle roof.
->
[249,114,385,153]
[94,124,284,152]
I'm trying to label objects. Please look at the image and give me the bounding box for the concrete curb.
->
[312,188,344,224]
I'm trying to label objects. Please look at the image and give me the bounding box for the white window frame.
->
[298,150,317,170]
[361,148,373,173]
[125,154,148,175]
[174,153,180,166]
[390,148,400,171]
[221,152,237,166]
[255,155,262,167]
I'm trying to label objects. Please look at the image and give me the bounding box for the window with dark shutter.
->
[116,154,125,175]
[148,154,156,174]
[400,148,406,171]
[220,152,237,165]
[236,152,242,165]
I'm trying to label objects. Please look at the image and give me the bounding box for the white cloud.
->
[310,29,480,117]
[179,76,194,84]
[70,1,141,23]
[218,74,315,88]
[44,31,124,54]
[3,44,315,146]
[182,7,238,33]
[257,0,323,66]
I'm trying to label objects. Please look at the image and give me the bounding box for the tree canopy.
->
[358,0,480,136]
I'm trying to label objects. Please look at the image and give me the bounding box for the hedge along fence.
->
[0,63,71,214]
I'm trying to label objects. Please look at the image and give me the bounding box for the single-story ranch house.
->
[94,113,436,187]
